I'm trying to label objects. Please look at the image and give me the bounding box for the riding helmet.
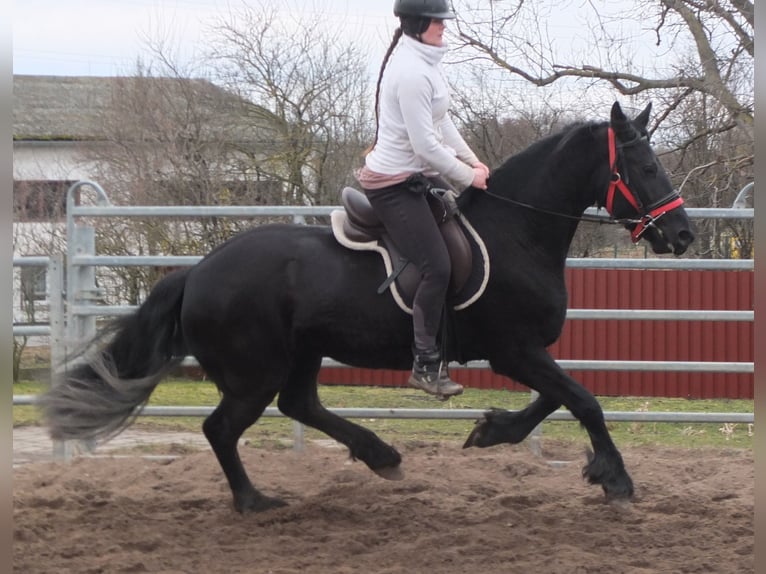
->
[394,0,455,38]
[393,0,456,19]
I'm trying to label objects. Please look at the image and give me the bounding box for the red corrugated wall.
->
[318,269,754,399]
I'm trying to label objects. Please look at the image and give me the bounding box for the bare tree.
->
[660,90,753,257]
[448,69,619,256]
[72,2,373,304]
[206,1,373,206]
[450,0,752,257]
[79,69,279,304]
[453,0,752,130]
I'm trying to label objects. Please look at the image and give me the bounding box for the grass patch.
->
[14,379,754,449]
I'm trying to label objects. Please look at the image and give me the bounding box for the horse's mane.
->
[460,120,606,203]
[506,120,603,171]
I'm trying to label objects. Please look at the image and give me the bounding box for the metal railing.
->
[12,181,754,457]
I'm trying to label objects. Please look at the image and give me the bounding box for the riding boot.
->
[408,347,463,399]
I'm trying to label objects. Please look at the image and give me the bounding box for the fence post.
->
[292,212,307,447]
[527,390,543,457]
[47,253,71,459]
[65,181,109,354]
[61,181,108,459]
[48,253,65,378]
[66,224,98,351]
[65,224,99,455]
[292,421,305,451]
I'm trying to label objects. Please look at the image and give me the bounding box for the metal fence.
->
[12,181,755,456]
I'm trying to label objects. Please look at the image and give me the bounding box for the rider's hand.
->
[471,165,488,190]
[473,161,490,179]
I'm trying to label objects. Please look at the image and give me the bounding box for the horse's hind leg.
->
[277,354,402,478]
[203,390,284,513]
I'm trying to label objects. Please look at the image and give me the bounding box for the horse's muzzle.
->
[642,222,695,255]
[672,229,695,255]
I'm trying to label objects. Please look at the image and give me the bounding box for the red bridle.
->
[605,127,685,243]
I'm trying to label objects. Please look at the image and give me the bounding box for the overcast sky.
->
[13,0,395,77]
[13,0,679,116]
[14,0,637,76]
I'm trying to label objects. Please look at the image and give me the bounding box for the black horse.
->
[43,102,694,513]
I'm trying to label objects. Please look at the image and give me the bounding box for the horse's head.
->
[604,102,695,255]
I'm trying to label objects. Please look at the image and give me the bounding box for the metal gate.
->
[12,180,755,456]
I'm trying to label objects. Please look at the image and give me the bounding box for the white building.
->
[13,74,280,329]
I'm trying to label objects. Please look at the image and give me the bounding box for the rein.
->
[483,127,685,241]
[482,191,612,225]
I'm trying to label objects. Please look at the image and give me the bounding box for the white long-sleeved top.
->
[364,35,478,189]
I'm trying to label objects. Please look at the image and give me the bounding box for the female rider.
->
[356,0,490,398]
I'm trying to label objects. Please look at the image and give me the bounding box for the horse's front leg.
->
[463,393,560,448]
[485,348,634,501]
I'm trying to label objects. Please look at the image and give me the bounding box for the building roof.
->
[13,75,269,141]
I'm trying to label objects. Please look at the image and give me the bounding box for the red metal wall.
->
[318,269,754,399]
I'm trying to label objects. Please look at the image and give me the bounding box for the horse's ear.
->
[610,101,637,140]
[634,103,652,131]
[610,101,627,125]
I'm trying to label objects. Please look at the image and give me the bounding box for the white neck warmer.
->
[400,35,448,67]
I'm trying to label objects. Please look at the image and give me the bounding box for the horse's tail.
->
[41,267,191,442]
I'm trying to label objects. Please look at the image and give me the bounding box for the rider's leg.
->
[364,176,462,398]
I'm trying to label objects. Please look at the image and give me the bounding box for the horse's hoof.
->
[463,408,515,448]
[462,422,485,448]
[234,494,288,514]
[583,448,635,502]
[604,484,635,503]
[608,497,634,510]
[373,465,404,481]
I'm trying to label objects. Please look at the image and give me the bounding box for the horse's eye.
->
[643,164,658,176]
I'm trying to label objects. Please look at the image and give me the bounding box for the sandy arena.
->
[14,432,753,574]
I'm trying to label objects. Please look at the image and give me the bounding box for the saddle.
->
[330,186,489,314]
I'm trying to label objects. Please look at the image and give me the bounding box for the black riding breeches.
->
[364,174,452,353]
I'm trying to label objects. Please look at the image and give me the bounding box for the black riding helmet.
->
[394,0,456,18]
[394,0,456,38]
